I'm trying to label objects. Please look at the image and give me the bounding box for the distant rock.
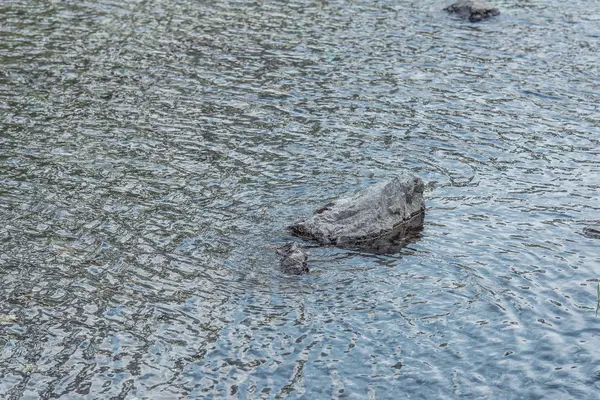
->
[445,0,500,22]
[583,225,600,239]
[276,242,309,275]
[289,173,425,252]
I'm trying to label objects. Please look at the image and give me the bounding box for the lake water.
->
[1,0,599,398]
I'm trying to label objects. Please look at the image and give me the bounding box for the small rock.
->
[0,314,17,325]
[276,242,309,275]
[583,225,600,239]
[445,0,500,22]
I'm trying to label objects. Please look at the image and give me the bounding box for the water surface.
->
[1,0,600,398]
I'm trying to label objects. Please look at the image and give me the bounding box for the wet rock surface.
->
[290,174,425,252]
[276,242,309,275]
[445,0,500,22]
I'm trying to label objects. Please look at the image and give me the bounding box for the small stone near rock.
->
[276,242,309,275]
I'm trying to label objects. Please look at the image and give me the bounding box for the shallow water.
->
[1,0,599,398]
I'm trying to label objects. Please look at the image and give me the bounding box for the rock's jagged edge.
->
[290,207,425,248]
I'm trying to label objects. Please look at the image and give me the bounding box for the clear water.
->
[1,0,599,398]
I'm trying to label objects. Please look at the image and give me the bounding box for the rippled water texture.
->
[1,0,600,398]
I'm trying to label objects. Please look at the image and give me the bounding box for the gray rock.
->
[445,0,500,22]
[289,173,425,252]
[276,242,309,275]
[583,225,600,239]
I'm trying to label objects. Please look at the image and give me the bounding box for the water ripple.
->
[1,0,600,398]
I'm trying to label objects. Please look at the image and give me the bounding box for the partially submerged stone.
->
[289,173,425,252]
[0,314,17,325]
[445,0,500,22]
[276,242,309,275]
[583,225,600,239]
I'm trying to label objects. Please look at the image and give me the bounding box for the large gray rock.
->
[289,174,425,251]
[583,225,600,239]
[276,242,309,275]
[445,0,500,22]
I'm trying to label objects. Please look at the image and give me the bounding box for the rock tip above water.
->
[289,173,425,250]
[583,225,600,239]
[445,0,500,22]
[276,242,309,275]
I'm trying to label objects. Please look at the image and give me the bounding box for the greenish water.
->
[1,0,600,398]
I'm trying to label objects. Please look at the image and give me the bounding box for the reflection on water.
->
[1,0,600,398]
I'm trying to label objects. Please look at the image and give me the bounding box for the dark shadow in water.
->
[336,211,425,254]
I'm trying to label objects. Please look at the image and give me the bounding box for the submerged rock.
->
[583,225,600,239]
[445,0,500,22]
[276,242,309,275]
[289,173,425,252]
